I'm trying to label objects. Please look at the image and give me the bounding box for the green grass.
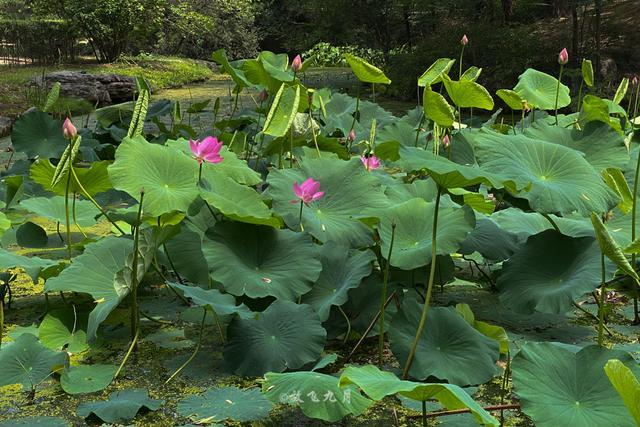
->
[0,54,219,117]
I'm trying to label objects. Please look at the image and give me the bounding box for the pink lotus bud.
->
[461,34,469,46]
[62,117,77,140]
[258,89,268,102]
[442,134,450,149]
[558,48,568,65]
[633,75,639,86]
[291,55,302,72]
[348,129,356,142]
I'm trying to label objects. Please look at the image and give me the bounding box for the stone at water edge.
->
[32,71,137,105]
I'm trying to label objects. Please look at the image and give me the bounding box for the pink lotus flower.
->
[348,129,356,142]
[62,118,77,140]
[291,178,324,204]
[189,136,223,164]
[361,155,381,171]
[442,134,450,149]
[558,48,568,65]
[291,55,302,72]
[258,89,269,102]
[461,34,469,46]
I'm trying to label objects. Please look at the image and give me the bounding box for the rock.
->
[0,116,13,138]
[33,71,137,105]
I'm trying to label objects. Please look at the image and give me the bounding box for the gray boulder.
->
[34,71,137,104]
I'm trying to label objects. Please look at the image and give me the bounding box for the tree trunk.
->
[501,0,514,23]
[594,0,602,79]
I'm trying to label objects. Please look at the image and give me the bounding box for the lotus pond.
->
[0,47,640,427]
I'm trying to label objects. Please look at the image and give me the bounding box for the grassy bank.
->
[0,54,219,117]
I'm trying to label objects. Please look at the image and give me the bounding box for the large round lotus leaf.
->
[77,389,163,423]
[170,283,253,319]
[605,359,640,424]
[418,58,456,87]
[345,53,391,84]
[442,74,494,110]
[263,371,373,422]
[20,196,100,227]
[512,342,638,427]
[177,386,272,423]
[30,160,112,197]
[389,302,499,385]
[39,308,88,353]
[16,221,48,248]
[60,364,117,394]
[302,242,375,321]
[0,417,70,427]
[377,120,427,149]
[163,228,209,286]
[490,208,593,242]
[266,157,388,247]
[396,147,520,191]
[108,136,199,217]
[475,130,618,215]
[459,217,520,262]
[385,179,439,204]
[199,174,280,228]
[224,300,326,376]
[498,230,606,314]
[202,222,321,300]
[338,365,498,426]
[0,248,56,282]
[0,333,66,389]
[378,198,475,270]
[11,111,67,159]
[514,68,571,110]
[46,236,131,341]
[524,121,628,171]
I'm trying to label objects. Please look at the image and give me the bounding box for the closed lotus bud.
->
[62,117,77,140]
[633,75,639,86]
[558,48,569,65]
[461,34,469,46]
[442,134,450,149]
[258,89,268,102]
[348,129,356,142]
[291,55,302,72]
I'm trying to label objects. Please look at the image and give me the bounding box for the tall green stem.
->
[632,83,640,127]
[130,192,144,345]
[298,201,304,232]
[577,79,585,113]
[554,64,565,125]
[165,308,207,384]
[597,253,606,346]
[402,186,442,379]
[459,46,465,79]
[630,142,640,323]
[378,221,396,367]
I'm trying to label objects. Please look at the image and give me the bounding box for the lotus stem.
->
[632,83,640,127]
[379,221,396,368]
[422,401,427,427]
[554,64,564,125]
[577,79,585,113]
[130,191,144,346]
[542,213,561,233]
[198,163,203,186]
[598,252,607,345]
[308,106,321,158]
[402,185,442,379]
[499,351,511,425]
[64,157,73,261]
[631,141,640,324]
[372,83,375,103]
[414,112,425,147]
[345,291,396,363]
[459,45,465,79]
[165,308,207,384]
[298,200,305,232]
[338,306,351,344]
[114,324,140,381]
[0,299,3,349]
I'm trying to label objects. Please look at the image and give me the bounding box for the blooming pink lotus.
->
[291,55,302,72]
[189,136,223,164]
[461,34,469,46]
[558,48,568,65]
[361,155,381,171]
[292,178,324,205]
[62,118,77,140]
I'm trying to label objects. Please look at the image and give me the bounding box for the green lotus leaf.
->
[200,174,281,228]
[20,196,100,227]
[459,217,520,262]
[0,417,69,427]
[10,111,67,159]
[475,130,618,215]
[498,230,605,314]
[418,58,455,87]
[396,147,520,191]
[514,68,571,110]
[442,74,494,110]
[338,365,499,426]
[259,51,295,82]
[212,49,251,88]
[614,77,629,105]
[38,308,89,353]
[0,248,56,282]
[591,213,639,282]
[377,119,426,148]
[77,388,163,423]
[60,364,117,394]
[202,222,321,300]
[46,236,131,341]
[302,242,375,321]
[423,88,455,128]
[266,157,388,247]
[108,136,199,217]
[0,212,10,237]
[385,179,439,204]
[461,66,482,82]
[603,168,633,214]
[262,83,300,138]
[496,89,525,110]
[582,59,595,87]
[0,333,66,389]
[454,303,509,355]
[344,54,391,84]
[263,371,373,422]
[16,221,48,248]
[378,198,475,270]
[490,208,593,241]
[177,386,272,423]
[512,343,638,427]
[163,228,209,286]
[605,359,640,424]
[169,283,253,319]
[30,159,112,197]
[389,302,499,385]
[224,301,326,376]
[523,121,628,172]
[579,94,622,134]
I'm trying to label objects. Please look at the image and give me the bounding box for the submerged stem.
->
[402,186,442,379]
